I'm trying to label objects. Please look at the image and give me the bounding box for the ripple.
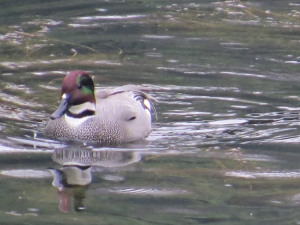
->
[4,83,32,94]
[263,134,300,143]
[177,95,268,105]
[231,105,249,109]
[285,60,300,64]
[31,71,66,76]
[220,42,246,47]
[209,119,248,126]
[0,142,55,153]
[148,84,239,92]
[240,127,294,139]
[213,113,237,117]
[172,122,203,126]
[0,60,70,69]
[219,71,266,78]
[103,175,125,182]
[96,8,108,12]
[164,111,211,116]
[277,106,300,111]
[225,170,300,179]
[25,19,63,26]
[5,211,38,217]
[143,35,174,39]
[1,59,122,70]
[83,60,122,66]
[39,85,59,90]
[75,14,146,21]
[223,19,260,25]
[0,93,43,108]
[145,52,163,58]
[6,137,66,149]
[68,23,102,28]
[159,100,191,105]
[106,187,189,196]
[1,169,52,178]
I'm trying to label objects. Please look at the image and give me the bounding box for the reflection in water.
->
[49,148,143,213]
[52,148,141,167]
[48,165,91,213]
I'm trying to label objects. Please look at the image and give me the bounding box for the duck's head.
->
[50,70,96,120]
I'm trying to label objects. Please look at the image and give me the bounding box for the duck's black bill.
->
[50,98,69,120]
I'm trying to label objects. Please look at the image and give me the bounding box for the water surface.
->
[1,0,300,224]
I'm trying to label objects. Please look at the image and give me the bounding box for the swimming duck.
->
[45,70,155,143]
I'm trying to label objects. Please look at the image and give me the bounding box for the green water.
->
[1,0,300,224]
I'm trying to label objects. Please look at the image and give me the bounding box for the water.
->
[1,0,300,224]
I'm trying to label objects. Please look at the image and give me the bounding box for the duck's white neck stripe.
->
[64,114,94,126]
[68,102,96,114]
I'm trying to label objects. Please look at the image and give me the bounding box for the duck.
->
[45,70,155,143]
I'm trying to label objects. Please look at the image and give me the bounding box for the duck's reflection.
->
[49,148,142,213]
[48,165,92,213]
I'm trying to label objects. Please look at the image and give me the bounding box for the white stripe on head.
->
[62,93,68,99]
[68,102,96,114]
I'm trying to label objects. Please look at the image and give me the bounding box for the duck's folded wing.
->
[105,91,139,121]
[118,100,139,121]
[96,86,156,121]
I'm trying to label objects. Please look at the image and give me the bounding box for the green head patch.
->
[77,75,94,95]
